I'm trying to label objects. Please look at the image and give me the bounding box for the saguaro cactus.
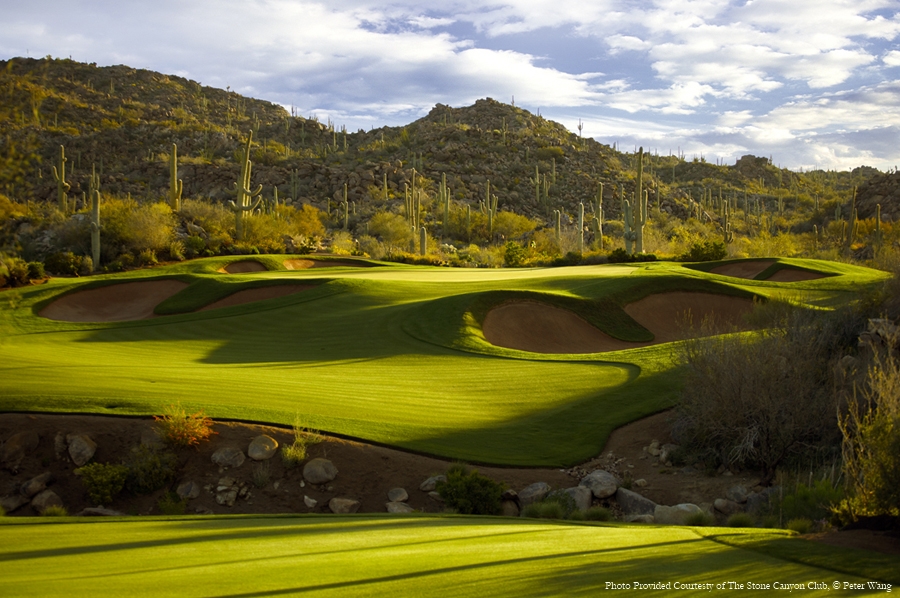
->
[577,202,585,253]
[90,189,101,270]
[591,182,604,250]
[229,132,263,241]
[623,147,648,254]
[52,145,70,213]
[440,172,450,239]
[169,143,183,211]
[419,226,427,256]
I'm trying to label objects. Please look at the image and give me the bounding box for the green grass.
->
[0,256,887,465]
[0,515,894,597]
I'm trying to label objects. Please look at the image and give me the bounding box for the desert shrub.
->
[786,517,813,534]
[167,240,186,262]
[583,506,612,521]
[179,199,233,240]
[435,464,504,515]
[727,512,756,528]
[606,248,657,263]
[535,146,565,161]
[837,344,900,520]
[252,461,271,488]
[675,303,868,482]
[26,261,45,280]
[779,478,843,522]
[0,504,6,517]
[136,249,158,267]
[41,505,68,517]
[541,489,578,518]
[77,462,129,505]
[682,240,727,262]
[123,445,179,494]
[183,235,207,258]
[0,255,30,286]
[368,211,414,251]
[503,241,527,267]
[156,492,186,515]
[567,509,586,521]
[291,203,326,238]
[521,501,566,520]
[685,511,715,526]
[102,197,175,257]
[492,211,540,241]
[154,403,216,448]
[281,418,322,469]
[331,231,355,255]
[44,251,84,276]
[241,212,292,253]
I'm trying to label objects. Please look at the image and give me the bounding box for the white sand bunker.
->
[218,261,268,274]
[709,260,825,282]
[39,280,189,323]
[284,258,372,269]
[624,292,755,343]
[198,285,315,312]
[483,302,646,354]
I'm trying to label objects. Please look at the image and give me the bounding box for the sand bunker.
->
[483,292,756,354]
[624,292,755,343]
[765,269,825,282]
[709,260,775,279]
[218,261,268,274]
[284,258,372,269]
[483,302,648,354]
[39,280,189,323]
[198,285,315,312]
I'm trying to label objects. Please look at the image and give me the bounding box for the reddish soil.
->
[37,280,189,322]
[284,258,373,269]
[624,292,756,343]
[198,285,315,311]
[2,411,897,556]
[767,269,826,282]
[218,261,268,274]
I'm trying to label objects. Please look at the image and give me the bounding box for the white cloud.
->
[885,50,900,66]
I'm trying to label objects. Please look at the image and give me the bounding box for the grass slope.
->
[0,516,894,597]
[0,257,887,465]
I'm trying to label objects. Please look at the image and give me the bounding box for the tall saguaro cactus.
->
[229,132,263,241]
[52,145,70,213]
[439,172,450,239]
[90,189,101,270]
[591,182,604,250]
[169,144,183,211]
[577,202,585,253]
[623,147,648,254]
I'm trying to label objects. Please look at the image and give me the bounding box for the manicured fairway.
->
[0,515,894,597]
[0,257,887,465]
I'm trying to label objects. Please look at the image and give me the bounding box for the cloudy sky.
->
[2,0,899,171]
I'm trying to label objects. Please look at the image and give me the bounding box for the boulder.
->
[385,501,415,513]
[387,488,408,503]
[1,431,39,470]
[654,503,703,525]
[725,485,749,503]
[419,475,446,492]
[303,495,317,508]
[248,435,278,461]
[501,489,519,503]
[518,482,551,507]
[303,458,338,484]
[615,487,657,517]
[31,490,63,513]
[66,434,97,466]
[20,472,54,498]
[0,494,29,513]
[501,500,520,517]
[211,447,245,469]
[579,470,618,499]
[563,486,593,512]
[176,480,202,500]
[747,486,780,514]
[328,497,360,514]
[714,498,744,515]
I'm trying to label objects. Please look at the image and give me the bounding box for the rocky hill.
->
[0,56,888,228]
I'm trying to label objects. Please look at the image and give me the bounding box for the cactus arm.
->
[169,143,182,211]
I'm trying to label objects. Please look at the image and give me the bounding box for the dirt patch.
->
[38,280,189,323]
[198,285,315,312]
[807,529,900,556]
[284,259,373,269]
[624,292,755,343]
[218,261,268,274]
[709,260,775,279]
[482,301,646,353]
[766,269,826,282]
[0,413,571,518]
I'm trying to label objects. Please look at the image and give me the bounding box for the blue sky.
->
[2,0,899,171]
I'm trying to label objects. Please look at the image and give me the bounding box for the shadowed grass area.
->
[0,516,889,597]
[0,256,888,465]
